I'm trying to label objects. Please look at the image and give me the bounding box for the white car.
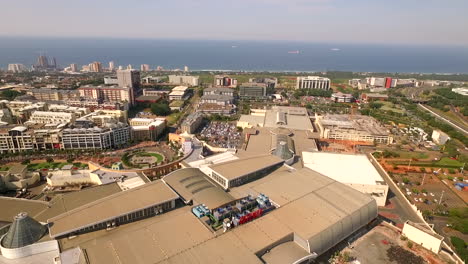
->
[430,193,435,197]
[423,193,427,196]
[414,198,418,202]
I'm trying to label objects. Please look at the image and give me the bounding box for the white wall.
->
[402,222,443,254]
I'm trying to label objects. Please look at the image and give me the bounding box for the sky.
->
[1,0,468,46]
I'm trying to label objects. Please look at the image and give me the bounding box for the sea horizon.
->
[1,36,468,74]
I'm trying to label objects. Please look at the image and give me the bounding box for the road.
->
[418,104,468,135]
[366,153,423,225]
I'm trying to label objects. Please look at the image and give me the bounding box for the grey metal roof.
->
[1,212,47,249]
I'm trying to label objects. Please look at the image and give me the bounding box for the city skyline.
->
[1,0,468,46]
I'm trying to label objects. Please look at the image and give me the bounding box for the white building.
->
[29,111,75,125]
[168,75,199,86]
[296,76,331,90]
[129,118,166,141]
[169,86,189,101]
[432,130,450,145]
[452,87,468,96]
[7,64,27,73]
[402,221,444,254]
[302,152,389,206]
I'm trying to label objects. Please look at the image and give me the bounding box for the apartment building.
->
[168,75,199,86]
[29,111,76,125]
[78,86,135,105]
[61,123,130,150]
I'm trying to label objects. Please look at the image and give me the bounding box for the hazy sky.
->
[1,0,468,45]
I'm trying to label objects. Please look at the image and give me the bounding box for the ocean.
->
[0,37,467,73]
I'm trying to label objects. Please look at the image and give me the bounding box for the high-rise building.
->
[140,64,150,72]
[118,65,123,70]
[37,55,49,68]
[109,61,115,71]
[78,85,135,105]
[126,64,133,70]
[214,75,238,88]
[184,66,189,72]
[7,64,26,73]
[296,76,331,90]
[70,63,78,72]
[117,69,140,90]
[89,62,103,72]
[50,57,57,69]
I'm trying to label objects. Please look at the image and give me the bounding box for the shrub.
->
[403,178,411,184]
[451,236,467,262]
[407,241,413,249]
[400,235,408,241]
[46,157,54,163]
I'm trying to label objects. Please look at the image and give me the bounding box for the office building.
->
[169,86,189,101]
[296,76,331,90]
[140,64,150,72]
[248,77,277,89]
[315,114,393,144]
[61,123,130,150]
[168,75,199,86]
[203,87,234,96]
[181,112,204,134]
[200,94,234,106]
[331,92,354,103]
[129,117,166,141]
[239,82,271,99]
[89,62,103,73]
[214,75,237,88]
[7,64,26,73]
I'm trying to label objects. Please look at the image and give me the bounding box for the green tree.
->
[151,103,171,116]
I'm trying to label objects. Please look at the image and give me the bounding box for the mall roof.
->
[209,154,284,180]
[48,180,179,238]
[162,168,235,208]
[302,152,385,185]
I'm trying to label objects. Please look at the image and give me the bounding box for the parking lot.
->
[198,121,242,149]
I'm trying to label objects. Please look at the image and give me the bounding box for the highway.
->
[418,104,468,135]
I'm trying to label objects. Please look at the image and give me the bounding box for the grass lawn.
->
[396,151,429,159]
[436,157,464,167]
[0,166,9,171]
[167,112,183,126]
[27,162,87,171]
[136,152,164,162]
[381,102,405,114]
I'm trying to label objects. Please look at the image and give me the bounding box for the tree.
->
[1,90,23,100]
[151,103,171,116]
[46,157,54,163]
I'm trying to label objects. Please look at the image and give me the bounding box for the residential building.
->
[296,76,331,90]
[7,64,26,73]
[70,63,78,72]
[181,112,204,134]
[27,89,80,101]
[29,111,75,125]
[140,64,150,72]
[109,61,115,71]
[78,85,135,105]
[214,75,237,88]
[117,69,141,90]
[0,126,34,153]
[239,82,271,99]
[168,75,199,86]
[89,62,103,73]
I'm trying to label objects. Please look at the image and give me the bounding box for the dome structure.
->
[1,212,47,249]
